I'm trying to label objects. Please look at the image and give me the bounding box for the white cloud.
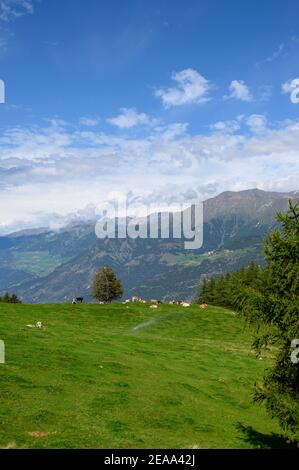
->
[245,114,267,133]
[0,0,34,22]
[265,43,285,63]
[210,119,241,134]
[154,122,188,140]
[259,85,272,102]
[256,37,299,69]
[282,78,299,104]
[107,107,153,128]
[0,0,34,52]
[224,80,252,102]
[155,68,212,108]
[43,40,59,47]
[79,117,99,127]
[258,43,285,66]
[0,117,299,233]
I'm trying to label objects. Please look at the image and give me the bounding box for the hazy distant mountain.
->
[0,189,297,303]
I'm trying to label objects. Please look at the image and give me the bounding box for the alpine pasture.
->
[0,302,286,448]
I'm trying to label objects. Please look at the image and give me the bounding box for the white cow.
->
[181,302,190,307]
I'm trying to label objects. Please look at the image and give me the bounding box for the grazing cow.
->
[151,299,158,305]
[140,299,147,304]
[199,303,208,309]
[72,297,83,304]
[181,302,190,307]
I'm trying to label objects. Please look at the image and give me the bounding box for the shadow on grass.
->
[236,423,296,449]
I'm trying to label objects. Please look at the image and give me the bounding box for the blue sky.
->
[0,0,299,233]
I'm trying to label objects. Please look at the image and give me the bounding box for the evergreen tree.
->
[214,274,229,306]
[9,294,22,304]
[0,293,22,303]
[241,201,299,442]
[206,278,217,303]
[195,202,299,440]
[91,266,123,303]
[196,263,266,310]
[245,261,261,287]
[197,278,209,303]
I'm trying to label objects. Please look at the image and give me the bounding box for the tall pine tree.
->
[91,266,123,303]
[242,201,299,442]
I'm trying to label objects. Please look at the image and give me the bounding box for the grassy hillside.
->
[0,302,289,449]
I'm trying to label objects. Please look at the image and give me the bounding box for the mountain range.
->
[0,188,297,303]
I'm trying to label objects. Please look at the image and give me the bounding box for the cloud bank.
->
[0,114,298,234]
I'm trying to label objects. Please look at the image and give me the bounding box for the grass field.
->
[0,302,290,449]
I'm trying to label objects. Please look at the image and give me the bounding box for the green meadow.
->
[0,302,290,449]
